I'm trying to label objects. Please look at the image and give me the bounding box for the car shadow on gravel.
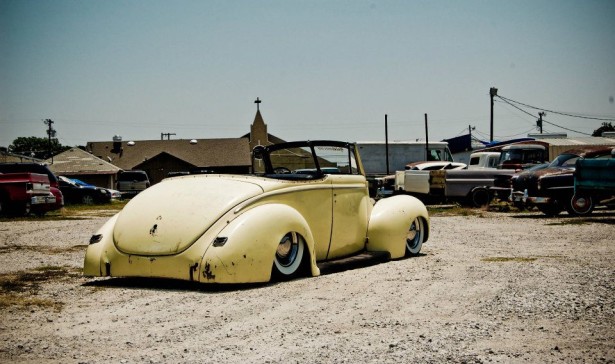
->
[82,253,426,292]
[83,277,269,292]
[510,211,615,223]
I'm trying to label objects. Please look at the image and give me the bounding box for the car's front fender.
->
[367,195,429,259]
[200,203,319,283]
[83,213,119,277]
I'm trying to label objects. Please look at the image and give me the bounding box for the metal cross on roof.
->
[254,97,261,111]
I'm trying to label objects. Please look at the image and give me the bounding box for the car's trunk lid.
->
[113,175,263,256]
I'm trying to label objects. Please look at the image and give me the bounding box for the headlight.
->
[213,237,228,247]
[89,234,103,245]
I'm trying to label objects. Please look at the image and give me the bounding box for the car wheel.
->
[81,195,95,205]
[566,194,594,216]
[469,187,491,207]
[406,217,425,256]
[537,203,562,217]
[273,232,305,278]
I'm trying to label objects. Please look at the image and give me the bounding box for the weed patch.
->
[481,257,538,263]
[0,245,87,254]
[545,220,589,226]
[0,266,81,311]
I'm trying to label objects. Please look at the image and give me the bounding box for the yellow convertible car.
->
[84,140,430,284]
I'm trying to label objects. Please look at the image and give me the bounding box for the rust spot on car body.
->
[149,224,158,236]
[203,262,215,280]
[189,263,198,281]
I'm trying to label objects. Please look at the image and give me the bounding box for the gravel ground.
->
[0,208,613,363]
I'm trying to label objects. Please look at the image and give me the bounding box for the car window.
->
[267,143,359,175]
[488,156,499,168]
[313,145,358,174]
[119,171,148,181]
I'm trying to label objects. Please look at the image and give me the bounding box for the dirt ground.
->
[0,208,614,363]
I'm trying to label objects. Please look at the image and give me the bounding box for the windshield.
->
[427,148,453,162]
[119,171,148,181]
[549,154,579,168]
[260,141,360,177]
[499,148,545,165]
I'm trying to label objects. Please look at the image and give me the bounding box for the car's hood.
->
[113,175,266,256]
[532,167,574,178]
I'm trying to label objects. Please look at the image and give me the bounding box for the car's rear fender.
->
[200,203,319,283]
[367,195,430,259]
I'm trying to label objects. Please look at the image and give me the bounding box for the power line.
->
[497,95,615,122]
[495,96,592,136]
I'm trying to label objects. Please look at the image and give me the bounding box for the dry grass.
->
[0,200,128,222]
[0,266,82,311]
[0,244,87,254]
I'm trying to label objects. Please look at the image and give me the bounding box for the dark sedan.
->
[58,176,111,205]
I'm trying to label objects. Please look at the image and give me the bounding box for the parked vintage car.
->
[375,161,467,199]
[491,162,550,204]
[58,176,112,205]
[511,146,614,216]
[571,153,615,215]
[84,140,430,284]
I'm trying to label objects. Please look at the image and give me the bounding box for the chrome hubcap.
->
[276,232,299,267]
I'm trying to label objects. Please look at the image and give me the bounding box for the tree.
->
[592,122,615,137]
[8,136,70,159]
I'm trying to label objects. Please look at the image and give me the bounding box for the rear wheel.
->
[566,194,594,216]
[406,217,425,256]
[273,232,305,279]
[469,187,491,207]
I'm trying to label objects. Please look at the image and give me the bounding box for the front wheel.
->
[81,194,95,205]
[566,194,594,216]
[406,217,426,256]
[273,232,305,279]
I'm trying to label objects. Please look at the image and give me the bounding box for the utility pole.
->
[43,119,56,162]
[537,112,545,134]
[424,113,429,161]
[489,87,498,142]
[385,114,390,175]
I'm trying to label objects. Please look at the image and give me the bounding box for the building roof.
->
[86,138,251,170]
[46,147,121,175]
[0,151,44,164]
[527,136,615,147]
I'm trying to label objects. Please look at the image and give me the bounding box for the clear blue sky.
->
[1,0,614,148]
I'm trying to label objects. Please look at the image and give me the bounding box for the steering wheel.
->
[273,167,292,174]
